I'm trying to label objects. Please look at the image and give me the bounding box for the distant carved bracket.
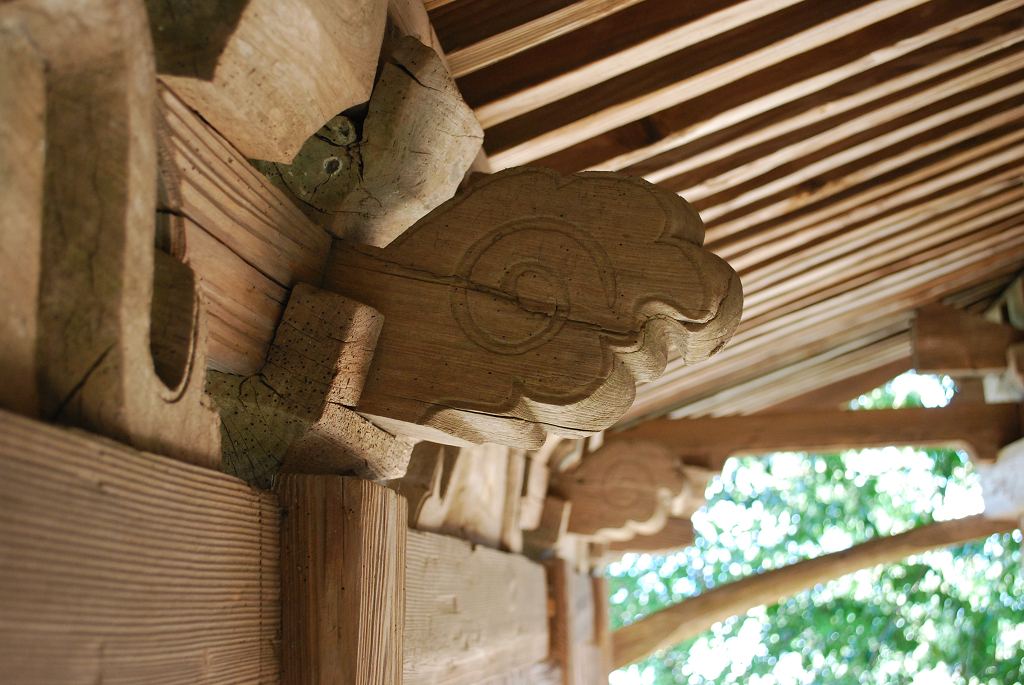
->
[209,283,413,487]
[549,440,702,543]
[324,167,743,448]
[1,0,220,467]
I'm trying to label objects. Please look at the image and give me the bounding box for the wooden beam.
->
[323,168,741,448]
[404,529,550,685]
[487,0,933,167]
[913,302,1024,375]
[627,220,1024,422]
[159,85,332,376]
[689,58,1024,220]
[612,514,1018,669]
[151,0,388,163]
[278,475,406,685]
[708,107,1024,252]
[614,403,1021,470]
[762,357,912,413]
[609,4,1024,176]
[0,408,280,684]
[446,0,646,77]
[0,30,44,418]
[607,517,696,553]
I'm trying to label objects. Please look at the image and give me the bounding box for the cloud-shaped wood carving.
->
[324,167,742,448]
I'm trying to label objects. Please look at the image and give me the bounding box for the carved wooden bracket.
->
[549,439,704,542]
[1,0,220,467]
[324,167,743,448]
[209,283,414,487]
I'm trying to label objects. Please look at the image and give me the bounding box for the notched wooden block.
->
[260,35,484,247]
[148,0,388,163]
[209,284,412,487]
[324,167,743,449]
[2,0,220,468]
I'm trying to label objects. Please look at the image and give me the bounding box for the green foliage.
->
[608,373,1023,685]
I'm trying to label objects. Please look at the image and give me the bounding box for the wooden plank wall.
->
[0,409,281,685]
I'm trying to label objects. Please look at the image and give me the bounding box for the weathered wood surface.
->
[550,440,689,539]
[208,284,412,487]
[324,167,741,448]
[913,302,1024,376]
[614,403,1023,470]
[410,442,529,552]
[278,475,405,685]
[0,408,281,685]
[405,529,550,685]
[150,0,388,163]
[545,559,606,685]
[445,0,647,78]
[0,29,44,417]
[2,0,220,467]
[264,36,483,248]
[612,514,1019,669]
[159,85,332,376]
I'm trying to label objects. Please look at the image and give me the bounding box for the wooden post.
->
[614,403,1023,469]
[324,167,742,449]
[0,409,280,684]
[404,529,550,684]
[278,475,406,685]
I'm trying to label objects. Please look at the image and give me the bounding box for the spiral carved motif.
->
[451,217,616,355]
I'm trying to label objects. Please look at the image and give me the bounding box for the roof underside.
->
[427,0,1024,424]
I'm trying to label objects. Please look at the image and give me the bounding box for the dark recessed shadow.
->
[144,0,251,80]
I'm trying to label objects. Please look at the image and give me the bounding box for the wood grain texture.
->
[545,559,605,685]
[612,515,1019,669]
[208,285,411,487]
[159,85,332,375]
[278,475,405,685]
[615,403,1022,470]
[446,0,647,77]
[607,517,696,553]
[327,36,481,246]
[152,0,388,163]
[0,29,44,417]
[551,440,689,538]
[405,528,549,685]
[473,0,803,129]
[487,0,932,167]
[913,302,1024,375]
[0,408,280,685]
[2,0,220,467]
[323,167,741,448]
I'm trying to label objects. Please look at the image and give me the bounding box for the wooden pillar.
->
[278,475,406,685]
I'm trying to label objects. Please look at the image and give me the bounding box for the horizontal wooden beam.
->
[618,6,1024,177]
[614,403,1021,470]
[913,302,1024,375]
[488,0,933,167]
[446,0,646,77]
[0,409,280,684]
[473,0,801,128]
[612,514,1018,669]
